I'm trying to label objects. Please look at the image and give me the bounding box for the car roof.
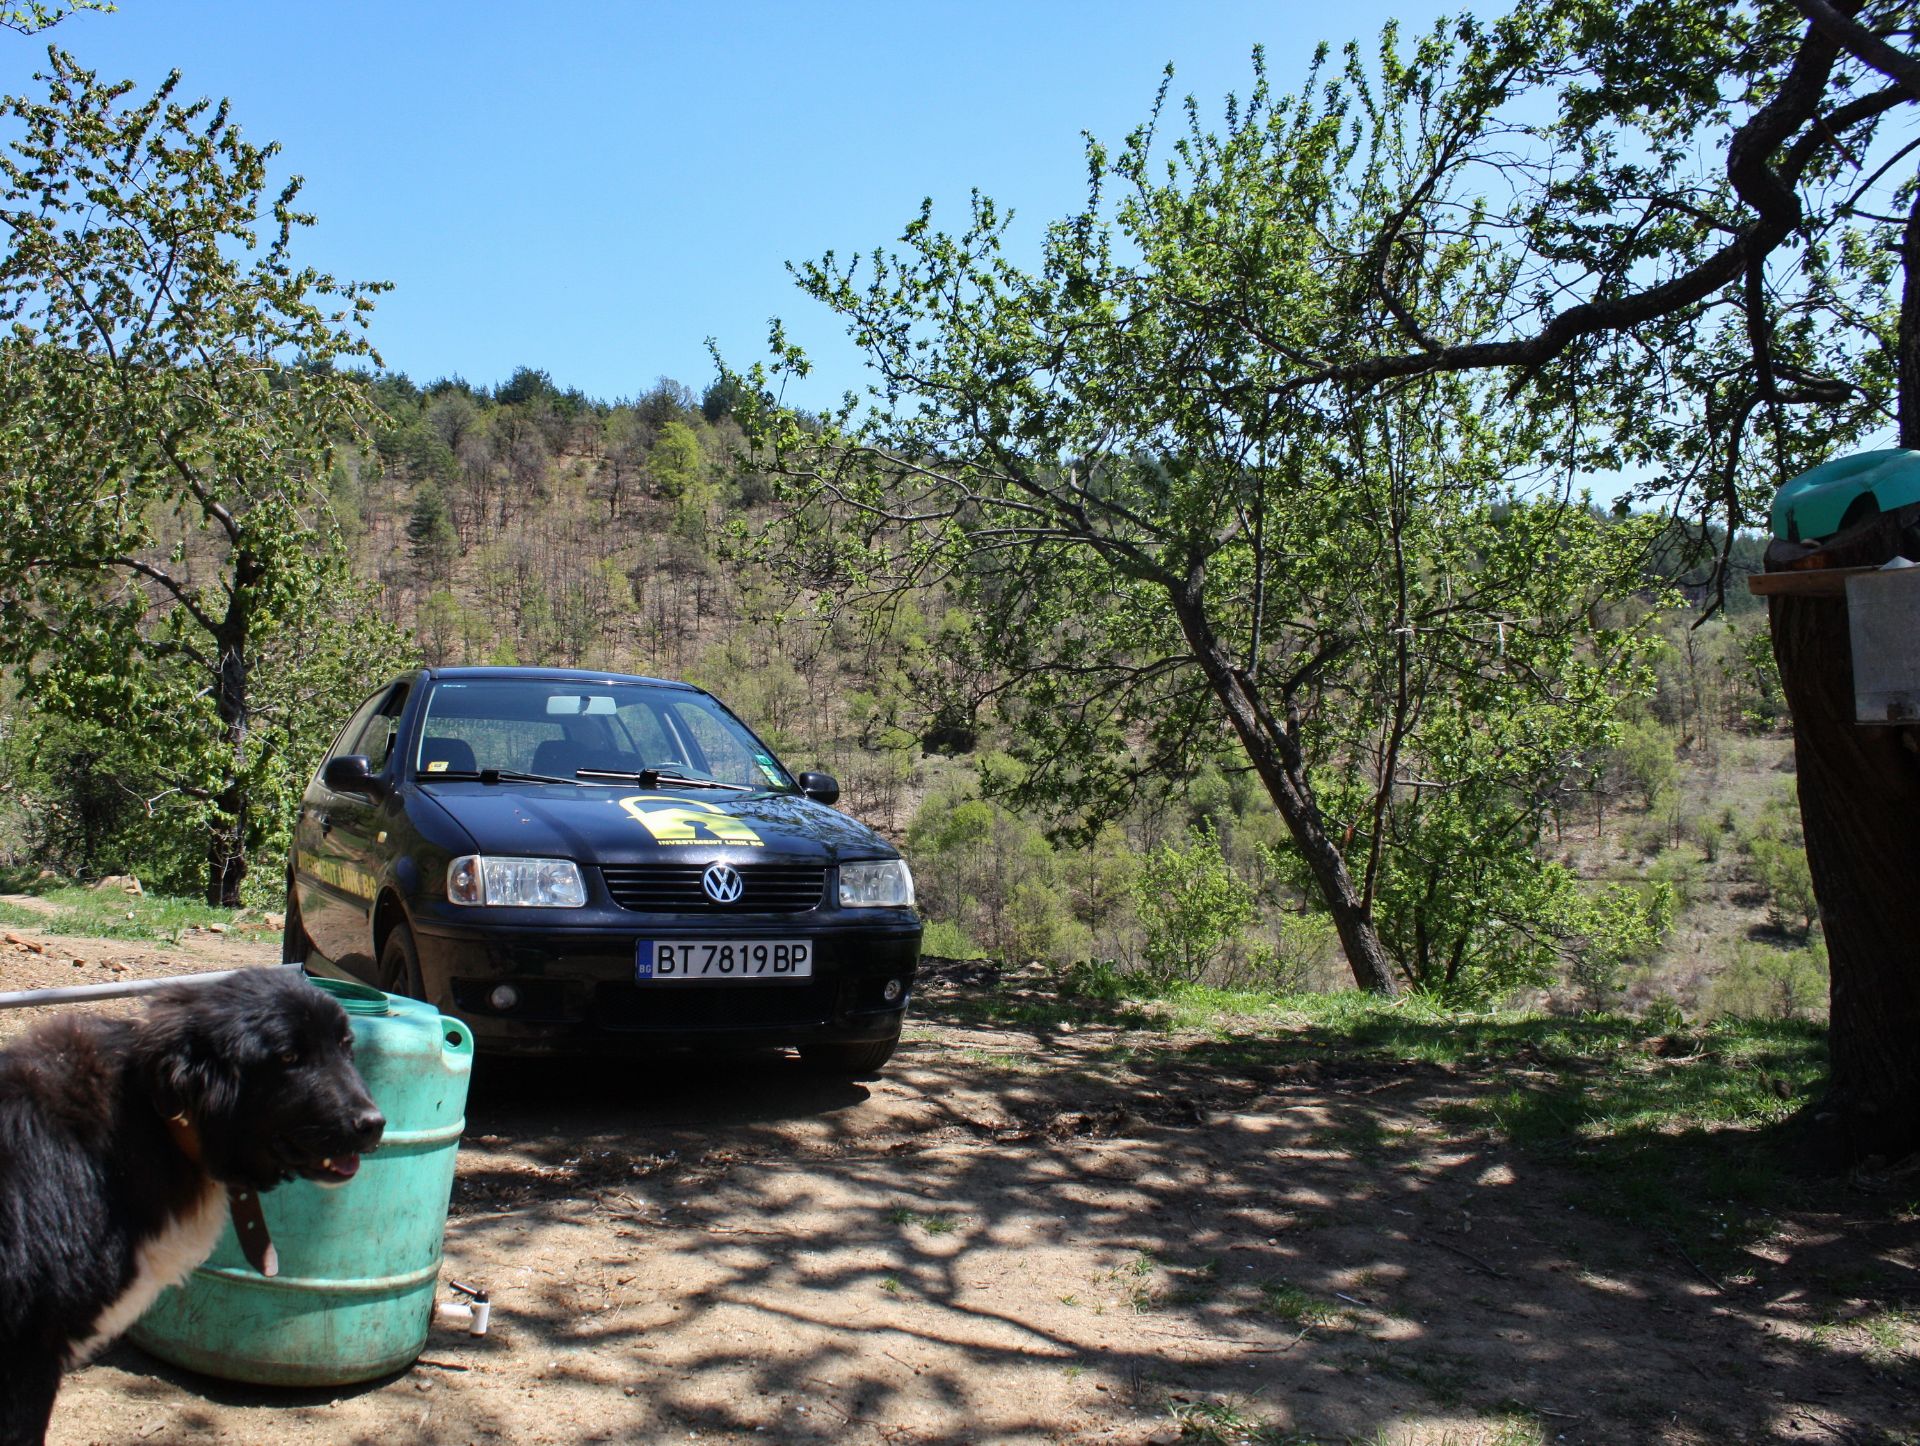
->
[421,666,700,692]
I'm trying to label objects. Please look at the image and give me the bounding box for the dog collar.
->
[228,1189,279,1278]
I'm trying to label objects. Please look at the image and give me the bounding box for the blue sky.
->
[2,0,1456,408]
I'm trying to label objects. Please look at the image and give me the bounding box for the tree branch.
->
[1243,13,1871,401]
[1788,0,1920,103]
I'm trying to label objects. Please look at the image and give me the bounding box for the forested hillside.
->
[0,357,1818,1020]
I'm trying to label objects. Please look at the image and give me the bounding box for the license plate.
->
[635,939,813,982]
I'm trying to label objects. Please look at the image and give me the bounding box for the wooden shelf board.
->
[1748,565,1915,598]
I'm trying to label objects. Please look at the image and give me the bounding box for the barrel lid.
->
[1772,448,1920,542]
[305,976,395,1017]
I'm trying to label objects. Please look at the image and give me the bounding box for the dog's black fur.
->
[0,968,384,1446]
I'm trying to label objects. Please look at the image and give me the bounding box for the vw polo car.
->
[285,667,921,1073]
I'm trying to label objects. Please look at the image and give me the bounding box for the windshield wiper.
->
[422,769,581,786]
[576,767,754,792]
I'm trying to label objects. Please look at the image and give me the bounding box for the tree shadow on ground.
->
[404,980,1917,1443]
[63,976,1918,1446]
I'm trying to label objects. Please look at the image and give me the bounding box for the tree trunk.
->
[1169,579,1401,995]
[1767,508,1920,1163]
[205,556,257,909]
[1899,187,1920,450]
[205,651,249,906]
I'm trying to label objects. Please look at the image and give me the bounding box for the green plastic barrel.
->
[130,977,474,1386]
[1772,448,1920,542]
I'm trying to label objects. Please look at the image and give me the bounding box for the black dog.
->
[0,968,385,1446]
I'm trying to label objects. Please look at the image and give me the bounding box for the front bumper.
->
[410,908,921,1057]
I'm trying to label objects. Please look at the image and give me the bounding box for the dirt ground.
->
[2,924,1915,1446]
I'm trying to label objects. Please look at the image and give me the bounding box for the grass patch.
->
[1256,1282,1344,1328]
[1365,1347,1476,1406]
[932,989,1163,1034]
[926,974,1836,1262]
[1835,1305,1920,1359]
[953,1047,1045,1072]
[1401,1015,1825,1253]
[1316,1112,1392,1154]
[1476,1415,1552,1446]
[887,1206,958,1236]
[0,885,249,944]
[1165,1396,1316,1444]
[1159,1258,1221,1307]
[1856,1307,1918,1359]
[1129,994,1827,1257]
[1107,1250,1163,1312]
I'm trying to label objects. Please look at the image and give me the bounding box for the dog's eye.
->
[279,1048,299,1066]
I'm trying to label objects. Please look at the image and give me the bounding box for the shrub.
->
[1727,623,1786,732]
[1710,939,1829,1021]
[1689,809,1728,863]
[1567,881,1676,1006]
[1737,788,1819,937]
[1645,851,1701,911]
[1058,958,1130,1000]
[1610,717,1680,810]
[1132,825,1258,988]
[921,919,986,960]
[905,769,1073,963]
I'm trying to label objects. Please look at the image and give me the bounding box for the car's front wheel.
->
[378,918,425,1000]
[281,882,315,968]
[798,1028,900,1080]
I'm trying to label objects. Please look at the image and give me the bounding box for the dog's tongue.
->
[322,1152,361,1181]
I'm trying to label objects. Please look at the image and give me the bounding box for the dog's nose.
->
[350,1107,386,1149]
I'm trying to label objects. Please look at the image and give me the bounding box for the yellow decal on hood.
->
[619,794,764,847]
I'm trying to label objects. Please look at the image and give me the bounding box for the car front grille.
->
[600,863,827,913]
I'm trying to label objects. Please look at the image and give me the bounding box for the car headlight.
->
[447,855,587,908]
[839,858,914,908]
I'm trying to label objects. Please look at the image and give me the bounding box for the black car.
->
[285,667,921,1073]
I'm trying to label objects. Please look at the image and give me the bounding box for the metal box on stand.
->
[1845,563,1920,724]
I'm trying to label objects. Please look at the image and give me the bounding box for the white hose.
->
[0,963,301,1011]
[433,1300,491,1336]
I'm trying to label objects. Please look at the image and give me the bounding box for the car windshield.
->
[412,678,796,792]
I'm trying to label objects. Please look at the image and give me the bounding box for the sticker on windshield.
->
[619,794,764,847]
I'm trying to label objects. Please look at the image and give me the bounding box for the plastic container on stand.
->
[130,977,474,1386]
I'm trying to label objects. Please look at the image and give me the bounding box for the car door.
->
[294,686,384,964]
[300,681,410,974]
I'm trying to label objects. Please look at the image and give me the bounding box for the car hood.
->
[417,784,895,865]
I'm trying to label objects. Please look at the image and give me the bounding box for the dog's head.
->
[133,969,386,1192]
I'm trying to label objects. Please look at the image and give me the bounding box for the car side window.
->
[351,684,411,771]
[322,688,391,770]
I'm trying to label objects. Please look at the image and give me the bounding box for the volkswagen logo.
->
[701,862,744,904]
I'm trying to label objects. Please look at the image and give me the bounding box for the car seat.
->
[530,738,581,777]
[420,736,477,774]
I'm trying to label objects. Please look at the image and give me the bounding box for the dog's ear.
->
[132,988,244,1127]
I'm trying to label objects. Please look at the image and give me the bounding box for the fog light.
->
[489,984,520,1011]
[882,978,903,1002]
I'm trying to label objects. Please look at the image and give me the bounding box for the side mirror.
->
[797,771,840,806]
[323,754,386,799]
